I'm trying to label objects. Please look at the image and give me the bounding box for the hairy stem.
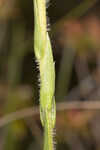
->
[44,112,54,150]
[33,0,56,150]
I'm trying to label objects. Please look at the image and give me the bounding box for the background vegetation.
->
[0,0,100,150]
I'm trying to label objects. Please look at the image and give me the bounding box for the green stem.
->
[33,0,56,150]
[44,113,54,150]
[34,0,47,59]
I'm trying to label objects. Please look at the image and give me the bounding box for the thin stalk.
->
[44,112,54,150]
[33,0,56,150]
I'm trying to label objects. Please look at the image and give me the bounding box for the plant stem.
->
[33,0,56,150]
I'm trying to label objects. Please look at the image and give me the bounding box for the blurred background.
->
[0,0,100,150]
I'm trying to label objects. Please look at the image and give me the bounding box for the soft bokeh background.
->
[0,0,100,150]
